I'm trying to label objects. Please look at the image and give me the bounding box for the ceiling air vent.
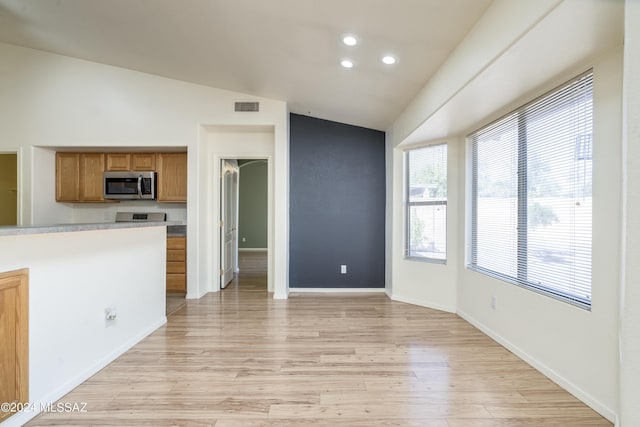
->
[234,101,260,112]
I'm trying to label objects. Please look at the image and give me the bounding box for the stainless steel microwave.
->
[104,171,157,200]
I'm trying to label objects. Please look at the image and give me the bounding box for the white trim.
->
[289,287,386,293]
[239,248,268,252]
[211,150,274,295]
[273,289,289,299]
[457,309,616,423]
[186,291,206,300]
[390,293,456,313]
[6,317,166,427]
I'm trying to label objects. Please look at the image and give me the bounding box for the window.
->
[469,70,593,309]
[406,143,447,262]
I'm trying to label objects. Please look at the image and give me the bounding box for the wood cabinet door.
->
[131,153,156,171]
[157,153,187,202]
[0,269,28,423]
[79,153,105,201]
[55,152,80,201]
[106,153,131,171]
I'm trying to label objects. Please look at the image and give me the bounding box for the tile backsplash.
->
[72,201,187,223]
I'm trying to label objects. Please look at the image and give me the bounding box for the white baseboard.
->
[273,290,289,299]
[239,248,267,252]
[6,317,167,427]
[457,309,616,423]
[289,287,386,293]
[390,293,456,313]
[186,291,206,299]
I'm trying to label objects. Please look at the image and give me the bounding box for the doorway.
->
[0,153,18,226]
[219,158,269,291]
[204,124,276,296]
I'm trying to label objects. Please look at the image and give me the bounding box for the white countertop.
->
[0,221,185,237]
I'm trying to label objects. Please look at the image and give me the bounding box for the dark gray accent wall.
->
[289,113,385,288]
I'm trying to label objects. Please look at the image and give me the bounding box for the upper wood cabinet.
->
[157,152,187,203]
[131,153,156,171]
[56,152,80,201]
[79,153,106,201]
[57,151,186,203]
[106,153,156,171]
[0,268,29,423]
[106,153,131,171]
[56,152,107,202]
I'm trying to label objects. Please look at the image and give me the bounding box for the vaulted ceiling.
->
[0,0,492,130]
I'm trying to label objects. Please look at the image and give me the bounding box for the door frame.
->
[213,153,272,293]
[0,149,21,226]
[220,159,239,289]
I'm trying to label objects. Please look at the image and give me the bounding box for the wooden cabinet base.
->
[0,268,29,422]
[167,236,186,293]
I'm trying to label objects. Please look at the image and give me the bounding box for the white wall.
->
[198,126,276,296]
[0,42,289,299]
[620,0,640,425]
[392,0,562,146]
[457,50,622,420]
[0,226,166,427]
[387,0,624,422]
[390,139,459,312]
[384,131,394,296]
[31,148,74,224]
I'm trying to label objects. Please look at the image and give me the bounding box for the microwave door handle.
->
[137,175,143,199]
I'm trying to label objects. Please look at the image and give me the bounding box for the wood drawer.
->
[167,273,186,292]
[167,261,186,274]
[167,249,185,262]
[167,236,186,250]
[166,236,186,293]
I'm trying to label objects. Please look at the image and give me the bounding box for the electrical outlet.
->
[105,306,117,327]
[341,265,347,274]
[242,237,246,242]
[490,295,496,310]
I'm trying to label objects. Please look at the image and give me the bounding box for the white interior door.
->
[220,159,239,288]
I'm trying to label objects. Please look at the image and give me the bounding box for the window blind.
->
[469,70,593,309]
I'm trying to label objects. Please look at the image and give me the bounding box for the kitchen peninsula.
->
[0,218,175,236]
[0,221,175,426]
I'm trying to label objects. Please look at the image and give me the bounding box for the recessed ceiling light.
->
[382,55,397,65]
[341,59,354,69]
[343,35,357,46]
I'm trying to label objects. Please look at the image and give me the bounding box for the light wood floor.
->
[28,251,611,426]
[166,293,186,315]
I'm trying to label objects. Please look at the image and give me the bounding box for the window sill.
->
[404,256,447,265]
